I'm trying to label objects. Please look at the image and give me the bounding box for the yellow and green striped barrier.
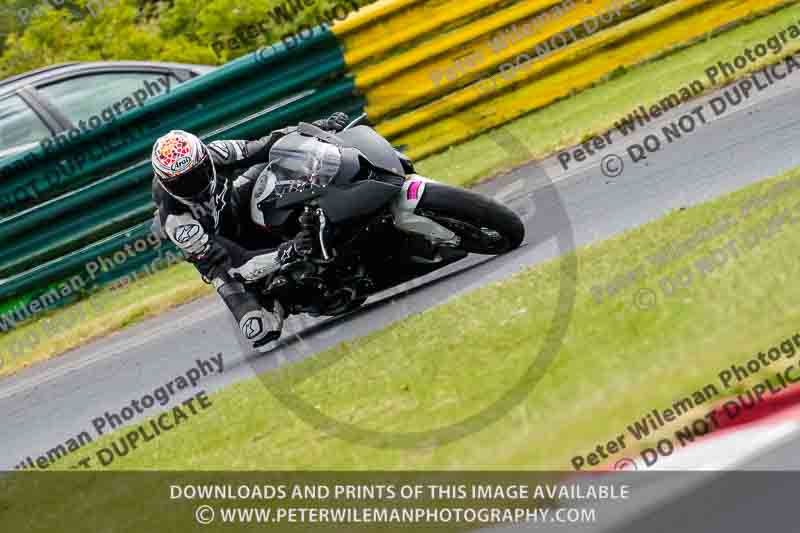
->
[333,0,797,159]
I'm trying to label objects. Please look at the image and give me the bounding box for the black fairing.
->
[335,126,405,177]
[317,180,400,223]
[257,123,407,226]
[259,206,294,228]
[246,121,481,317]
[296,122,405,178]
[261,180,399,225]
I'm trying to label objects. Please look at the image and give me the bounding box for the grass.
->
[82,166,800,469]
[0,262,210,377]
[5,2,800,378]
[4,159,800,532]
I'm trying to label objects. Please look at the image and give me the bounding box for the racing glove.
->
[276,230,316,263]
[225,232,313,348]
[313,112,350,133]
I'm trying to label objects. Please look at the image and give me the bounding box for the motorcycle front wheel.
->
[416,182,525,254]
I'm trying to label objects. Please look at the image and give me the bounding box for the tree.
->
[0,0,370,77]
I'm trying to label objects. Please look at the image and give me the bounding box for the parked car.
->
[0,61,215,160]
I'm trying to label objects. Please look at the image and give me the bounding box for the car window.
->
[37,72,180,125]
[0,94,51,153]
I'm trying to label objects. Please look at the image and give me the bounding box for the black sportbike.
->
[250,115,524,317]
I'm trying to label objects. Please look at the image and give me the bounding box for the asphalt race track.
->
[3,64,800,480]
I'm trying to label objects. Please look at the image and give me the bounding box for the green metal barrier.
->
[0,26,365,329]
[0,78,363,278]
[0,223,183,328]
[0,29,346,213]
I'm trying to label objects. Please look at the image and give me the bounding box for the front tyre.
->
[416,183,524,254]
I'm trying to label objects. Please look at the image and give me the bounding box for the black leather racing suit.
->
[153,117,346,347]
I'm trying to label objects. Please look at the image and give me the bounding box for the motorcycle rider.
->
[151,112,351,350]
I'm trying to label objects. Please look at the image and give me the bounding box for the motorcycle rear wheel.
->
[416,183,525,254]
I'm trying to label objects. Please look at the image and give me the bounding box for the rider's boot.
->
[213,273,284,349]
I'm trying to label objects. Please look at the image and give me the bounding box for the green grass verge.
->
[21,165,800,474]
[3,3,800,376]
[3,163,800,533]
[0,263,210,377]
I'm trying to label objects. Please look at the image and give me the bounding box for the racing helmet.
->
[152,130,216,202]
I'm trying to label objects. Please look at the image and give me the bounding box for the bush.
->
[0,0,371,77]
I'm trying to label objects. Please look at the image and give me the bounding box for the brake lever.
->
[316,208,334,262]
[297,206,334,263]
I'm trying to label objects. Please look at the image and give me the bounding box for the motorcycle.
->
[249,114,525,318]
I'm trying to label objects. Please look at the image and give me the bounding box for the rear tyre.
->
[416,183,525,254]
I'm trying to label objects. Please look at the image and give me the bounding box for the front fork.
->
[392,175,460,246]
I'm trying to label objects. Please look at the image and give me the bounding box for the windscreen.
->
[268,133,342,187]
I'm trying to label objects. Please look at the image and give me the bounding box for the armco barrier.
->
[0,0,796,328]
[0,75,367,319]
[0,28,351,215]
[332,0,798,159]
[0,78,363,277]
[0,222,167,325]
[0,28,364,322]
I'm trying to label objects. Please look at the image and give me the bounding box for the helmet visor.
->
[162,157,214,200]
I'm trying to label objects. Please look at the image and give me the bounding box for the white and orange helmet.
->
[152,130,216,201]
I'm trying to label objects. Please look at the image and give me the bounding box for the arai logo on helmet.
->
[171,156,192,173]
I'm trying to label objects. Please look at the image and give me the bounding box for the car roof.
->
[0,61,215,97]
